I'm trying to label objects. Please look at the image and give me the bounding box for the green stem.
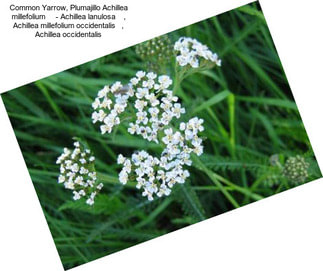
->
[172,64,190,102]
[192,156,239,207]
[228,93,236,157]
[97,172,136,189]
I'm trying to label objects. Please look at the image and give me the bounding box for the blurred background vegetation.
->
[1,2,321,270]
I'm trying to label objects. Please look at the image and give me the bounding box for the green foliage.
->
[1,2,321,269]
[175,183,206,222]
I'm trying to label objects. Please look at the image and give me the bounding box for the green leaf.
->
[193,90,231,113]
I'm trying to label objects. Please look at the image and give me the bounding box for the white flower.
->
[142,189,154,201]
[104,114,120,126]
[92,81,132,135]
[174,37,222,68]
[111,81,122,93]
[57,140,103,205]
[175,175,185,184]
[160,112,172,125]
[79,158,86,164]
[119,170,129,184]
[89,156,95,162]
[176,55,189,67]
[193,145,204,156]
[181,170,190,179]
[136,87,149,99]
[91,111,101,124]
[101,97,112,109]
[172,103,185,118]
[98,86,109,98]
[79,167,88,175]
[73,141,80,148]
[190,117,204,131]
[192,136,202,147]
[157,183,171,197]
[147,72,157,80]
[135,99,147,111]
[79,190,86,196]
[74,176,84,185]
[138,126,151,139]
[64,181,75,190]
[168,144,180,156]
[179,122,186,131]
[86,198,94,205]
[100,124,112,134]
[142,79,155,89]
[71,163,79,173]
[158,75,172,89]
[148,107,159,121]
[58,175,65,183]
[130,77,139,85]
[117,154,126,164]
[136,177,145,189]
[73,191,81,200]
[136,111,148,125]
[136,70,146,79]
[189,57,199,68]
[88,172,96,180]
[146,93,160,107]
[123,159,132,173]
[128,123,138,134]
[162,128,174,145]
[181,155,192,166]
[115,94,128,105]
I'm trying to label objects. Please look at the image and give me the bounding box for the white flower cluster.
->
[174,37,222,68]
[117,117,204,201]
[91,62,208,200]
[92,71,186,143]
[91,81,134,134]
[128,71,185,143]
[56,141,103,205]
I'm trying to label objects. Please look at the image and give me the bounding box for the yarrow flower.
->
[56,140,103,205]
[91,82,134,135]
[128,71,185,143]
[92,71,186,144]
[117,117,204,201]
[174,37,221,68]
